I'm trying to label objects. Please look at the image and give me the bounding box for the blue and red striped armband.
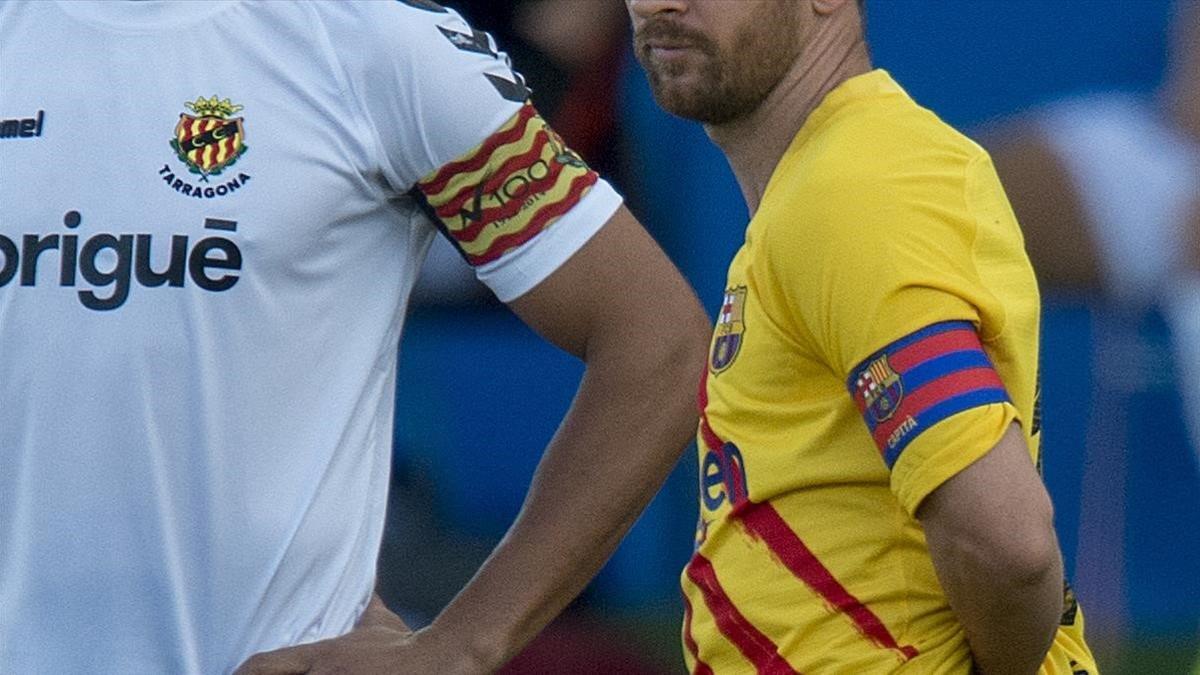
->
[847,321,1010,469]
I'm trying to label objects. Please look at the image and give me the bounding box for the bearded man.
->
[625,1,1099,672]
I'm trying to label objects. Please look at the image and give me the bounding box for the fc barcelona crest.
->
[171,95,248,181]
[855,355,904,423]
[709,286,747,374]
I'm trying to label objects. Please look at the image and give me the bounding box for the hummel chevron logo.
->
[437,25,494,57]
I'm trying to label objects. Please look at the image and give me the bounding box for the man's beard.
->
[634,7,801,125]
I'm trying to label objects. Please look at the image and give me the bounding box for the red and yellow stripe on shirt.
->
[415,102,599,266]
[685,371,920,674]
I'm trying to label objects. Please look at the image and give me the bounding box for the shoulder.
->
[807,91,984,209]
[752,90,998,335]
[297,0,511,84]
[305,0,524,105]
[760,102,986,272]
[305,0,471,55]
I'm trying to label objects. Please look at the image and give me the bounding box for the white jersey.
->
[1035,93,1200,306]
[0,1,620,672]
[1035,93,1200,456]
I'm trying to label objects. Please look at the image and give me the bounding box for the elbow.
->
[644,292,711,385]
[664,307,713,399]
[948,524,1064,675]
[654,298,712,425]
[964,507,1061,591]
[995,525,1061,591]
[1000,494,1061,588]
[678,302,716,376]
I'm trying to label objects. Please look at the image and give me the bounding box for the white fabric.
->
[0,1,619,672]
[1036,93,1200,455]
[477,181,621,302]
[412,182,621,304]
[1036,93,1200,305]
[1165,275,1200,459]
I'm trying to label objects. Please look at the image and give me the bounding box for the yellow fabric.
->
[682,70,1097,674]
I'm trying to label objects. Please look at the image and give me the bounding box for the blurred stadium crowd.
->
[380,1,1200,673]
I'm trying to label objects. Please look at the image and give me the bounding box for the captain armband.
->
[412,102,599,266]
[847,321,1010,468]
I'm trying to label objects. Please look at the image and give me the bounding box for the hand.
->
[235,595,424,675]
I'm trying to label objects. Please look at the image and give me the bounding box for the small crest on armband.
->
[855,355,904,423]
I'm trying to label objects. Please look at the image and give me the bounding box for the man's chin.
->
[646,79,713,120]
[650,89,746,125]
[649,93,707,122]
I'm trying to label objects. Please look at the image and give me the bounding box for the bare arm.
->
[917,423,1063,675]
[237,205,710,674]
[425,205,710,669]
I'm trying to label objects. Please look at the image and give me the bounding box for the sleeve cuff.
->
[475,179,623,303]
[890,402,1021,518]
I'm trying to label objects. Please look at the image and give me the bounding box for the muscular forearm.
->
[937,541,1063,674]
[920,425,1065,675]
[419,320,705,671]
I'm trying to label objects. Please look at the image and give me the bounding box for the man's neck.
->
[707,18,871,216]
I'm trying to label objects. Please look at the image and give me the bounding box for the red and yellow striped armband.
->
[847,321,1010,469]
[413,102,599,266]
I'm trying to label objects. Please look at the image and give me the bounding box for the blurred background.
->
[378,1,1200,673]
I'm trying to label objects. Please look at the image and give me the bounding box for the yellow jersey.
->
[682,70,1097,674]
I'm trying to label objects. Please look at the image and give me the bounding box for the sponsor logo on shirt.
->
[0,211,243,311]
[709,286,747,374]
[432,11,529,103]
[0,110,45,140]
[700,440,748,514]
[1060,579,1080,626]
[161,96,251,199]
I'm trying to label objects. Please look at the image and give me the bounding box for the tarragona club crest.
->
[170,95,248,181]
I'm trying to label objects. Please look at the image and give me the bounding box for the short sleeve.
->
[764,154,1020,515]
[320,1,621,301]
